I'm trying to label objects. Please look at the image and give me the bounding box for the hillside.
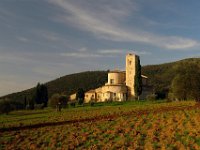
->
[142,58,200,95]
[1,71,108,102]
[1,57,200,102]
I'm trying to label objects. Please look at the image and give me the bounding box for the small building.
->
[85,90,96,103]
[69,93,76,101]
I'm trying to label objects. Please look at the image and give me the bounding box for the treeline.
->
[0,86,88,114]
[0,71,108,103]
[142,58,200,100]
[0,71,108,114]
[169,62,200,101]
[0,83,48,114]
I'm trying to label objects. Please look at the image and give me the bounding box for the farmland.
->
[0,101,200,149]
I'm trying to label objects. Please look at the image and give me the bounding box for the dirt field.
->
[1,101,200,149]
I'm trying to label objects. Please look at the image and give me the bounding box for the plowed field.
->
[1,101,200,149]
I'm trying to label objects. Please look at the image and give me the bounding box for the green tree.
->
[48,93,68,108]
[59,95,69,108]
[134,56,142,100]
[24,96,27,109]
[171,74,187,100]
[76,88,85,105]
[171,63,200,101]
[34,83,48,107]
[0,99,12,115]
[27,98,35,110]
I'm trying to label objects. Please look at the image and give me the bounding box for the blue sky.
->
[0,0,200,96]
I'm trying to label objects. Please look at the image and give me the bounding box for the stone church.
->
[70,53,148,103]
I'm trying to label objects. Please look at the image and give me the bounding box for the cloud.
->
[128,50,151,55]
[98,49,124,54]
[98,49,151,55]
[159,36,198,49]
[16,36,30,42]
[49,0,199,50]
[0,8,18,21]
[60,52,102,58]
[38,30,63,42]
[0,53,32,64]
[78,47,87,52]
[60,48,150,58]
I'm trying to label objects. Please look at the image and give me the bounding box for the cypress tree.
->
[134,56,142,100]
[34,83,48,107]
[76,88,85,105]
[24,96,27,109]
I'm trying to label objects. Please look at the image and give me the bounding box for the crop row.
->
[0,101,196,129]
[1,107,200,149]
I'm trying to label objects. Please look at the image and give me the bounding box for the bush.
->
[155,90,167,99]
[146,94,156,101]
[0,99,13,114]
[48,93,68,108]
[167,92,175,102]
[26,99,35,110]
[7,100,24,110]
[48,94,59,108]
[68,101,76,108]
[34,104,45,110]
[59,95,68,108]
[90,101,95,107]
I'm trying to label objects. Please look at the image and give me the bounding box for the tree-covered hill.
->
[0,71,108,102]
[1,57,200,102]
[142,58,200,95]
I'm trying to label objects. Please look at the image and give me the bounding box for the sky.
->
[0,0,200,96]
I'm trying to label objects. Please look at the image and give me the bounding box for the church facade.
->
[81,53,148,103]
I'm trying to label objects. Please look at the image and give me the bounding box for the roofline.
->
[141,75,148,78]
[109,70,125,73]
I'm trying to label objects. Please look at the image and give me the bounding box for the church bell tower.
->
[126,53,139,99]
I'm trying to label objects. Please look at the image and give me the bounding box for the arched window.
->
[110,79,114,84]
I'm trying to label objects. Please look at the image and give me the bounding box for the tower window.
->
[129,60,132,65]
[110,79,114,84]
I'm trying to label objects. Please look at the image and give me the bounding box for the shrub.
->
[34,104,45,110]
[146,94,156,101]
[7,100,24,110]
[106,98,113,103]
[26,99,35,110]
[167,92,175,102]
[0,99,13,114]
[69,101,76,108]
[59,95,68,108]
[48,94,59,108]
[48,93,68,108]
[90,101,95,107]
